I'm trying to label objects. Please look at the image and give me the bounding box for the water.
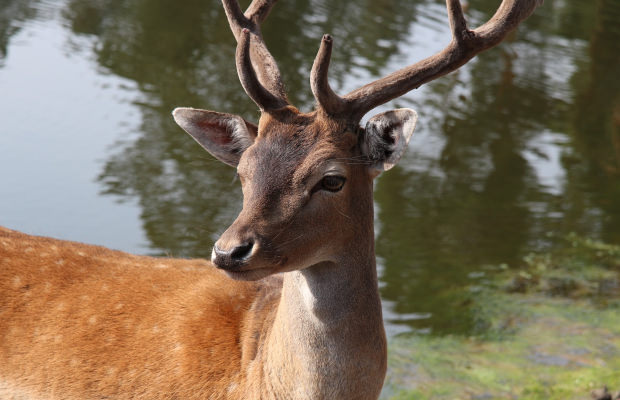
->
[1,0,619,337]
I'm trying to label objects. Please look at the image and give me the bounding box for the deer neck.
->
[262,198,387,399]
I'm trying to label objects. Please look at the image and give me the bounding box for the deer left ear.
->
[361,108,417,175]
[173,107,257,167]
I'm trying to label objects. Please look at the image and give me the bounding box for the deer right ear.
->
[361,108,417,176]
[173,107,258,167]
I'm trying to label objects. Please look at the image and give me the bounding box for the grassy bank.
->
[382,236,620,399]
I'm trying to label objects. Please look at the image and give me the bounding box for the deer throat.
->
[261,256,387,400]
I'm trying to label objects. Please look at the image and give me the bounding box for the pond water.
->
[1,0,619,337]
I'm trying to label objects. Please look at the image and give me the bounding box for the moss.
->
[382,237,620,399]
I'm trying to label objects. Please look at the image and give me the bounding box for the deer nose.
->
[211,240,254,270]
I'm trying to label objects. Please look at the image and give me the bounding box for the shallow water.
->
[1,0,619,337]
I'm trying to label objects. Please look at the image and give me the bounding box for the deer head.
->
[173,0,542,281]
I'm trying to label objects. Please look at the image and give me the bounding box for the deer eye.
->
[318,175,346,192]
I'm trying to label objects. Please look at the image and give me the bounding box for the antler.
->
[311,0,543,121]
[222,0,289,111]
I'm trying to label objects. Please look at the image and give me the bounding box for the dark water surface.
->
[1,0,619,337]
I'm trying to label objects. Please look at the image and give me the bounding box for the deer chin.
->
[222,266,277,281]
[215,255,287,281]
[220,254,311,281]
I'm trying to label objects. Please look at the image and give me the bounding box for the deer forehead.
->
[240,115,358,186]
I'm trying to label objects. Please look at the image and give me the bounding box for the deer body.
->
[0,0,541,398]
[0,227,261,399]
[0,226,384,399]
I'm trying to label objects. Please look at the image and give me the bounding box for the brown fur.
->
[0,226,280,399]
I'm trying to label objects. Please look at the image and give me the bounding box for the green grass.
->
[382,236,620,400]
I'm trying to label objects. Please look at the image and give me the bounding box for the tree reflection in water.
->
[0,0,39,65]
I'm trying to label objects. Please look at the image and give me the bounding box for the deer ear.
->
[361,108,417,175]
[173,107,258,167]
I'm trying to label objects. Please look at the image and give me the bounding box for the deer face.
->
[173,107,416,280]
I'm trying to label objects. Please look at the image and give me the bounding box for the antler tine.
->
[221,0,249,39]
[237,29,288,110]
[310,34,349,116]
[446,0,469,43]
[245,0,277,24]
[222,0,289,111]
[338,0,543,121]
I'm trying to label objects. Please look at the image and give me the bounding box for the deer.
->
[0,0,542,398]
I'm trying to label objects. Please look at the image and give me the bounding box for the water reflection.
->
[376,0,620,334]
[568,0,620,242]
[0,0,39,65]
[393,0,618,334]
[1,0,618,335]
